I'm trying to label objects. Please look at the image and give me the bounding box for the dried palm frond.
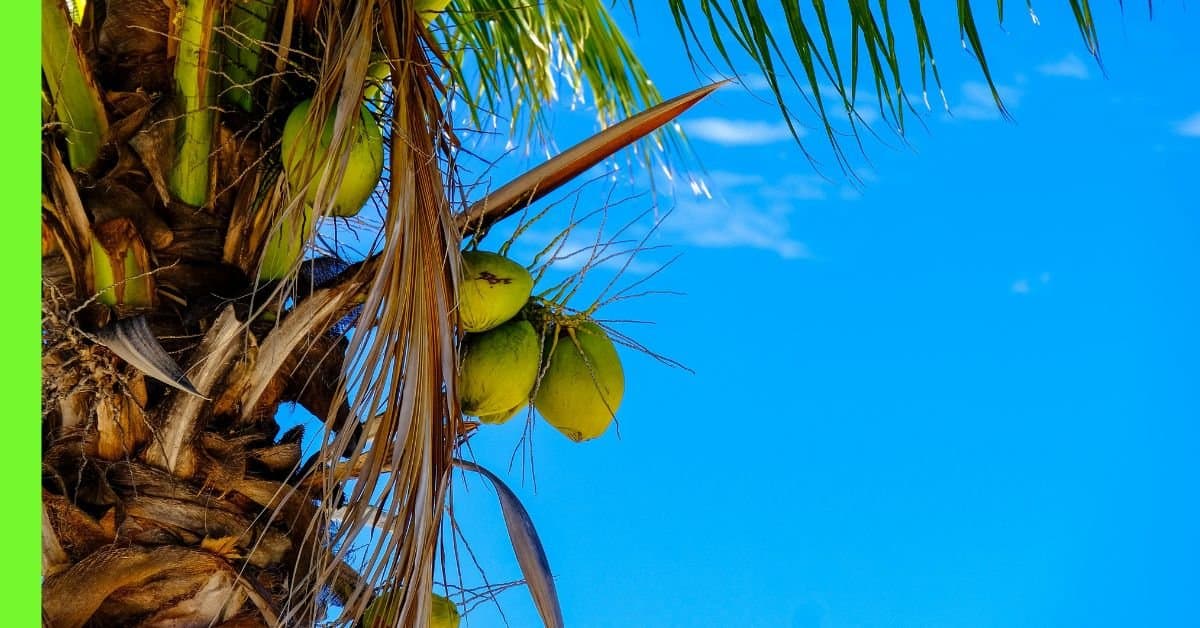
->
[260,3,457,626]
[43,545,250,628]
[454,459,563,628]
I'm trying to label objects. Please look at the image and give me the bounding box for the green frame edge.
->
[2,0,44,624]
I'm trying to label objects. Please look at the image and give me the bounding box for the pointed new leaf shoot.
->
[456,81,728,236]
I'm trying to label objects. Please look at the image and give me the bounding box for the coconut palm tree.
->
[41,1,1107,626]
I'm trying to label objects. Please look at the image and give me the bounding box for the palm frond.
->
[141,306,241,478]
[667,0,1107,169]
[434,0,1105,175]
[435,0,671,153]
[434,0,654,129]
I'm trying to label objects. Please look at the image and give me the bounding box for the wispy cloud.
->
[1174,112,1200,137]
[1011,272,1051,295]
[656,168,866,259]
[704,171,851,203]
[705,170,768,188]
[952,81,1023,121]
[847,106,881,125]
[528,166,872,264]
[684,117,800,146]
[763,173,832,201]
[736,73,774,92]
[800,83,884,127]
[511,227,664,277]
[666,196,811,259]
[1037,53,1091,79]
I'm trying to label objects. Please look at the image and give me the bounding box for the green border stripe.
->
[2,0,43,624]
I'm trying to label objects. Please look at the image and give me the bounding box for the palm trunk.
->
[42,1,453,625]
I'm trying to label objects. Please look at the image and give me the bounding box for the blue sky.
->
[298,3,1200,627]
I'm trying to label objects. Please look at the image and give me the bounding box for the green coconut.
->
[257,204,314,281]
[457,250,533,333]
[280,98,383,218]
[477,402,526,425]
[534,322,625,442]
[430,594,461,628]
[362,591,460,628]
[363,54,391,106]
[459,319,540,418]
[414,0,451,24]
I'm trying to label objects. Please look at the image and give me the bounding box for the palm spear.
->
[41,1,1107,626]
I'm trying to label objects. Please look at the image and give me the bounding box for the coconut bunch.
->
[456,250,625,443]
[361,589,460,628]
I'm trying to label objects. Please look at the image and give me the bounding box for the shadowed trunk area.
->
[42,0,453,625]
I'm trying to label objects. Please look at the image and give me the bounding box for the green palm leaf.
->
[440,0,1106,172]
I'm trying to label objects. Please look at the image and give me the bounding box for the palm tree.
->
[41,1,1109,626]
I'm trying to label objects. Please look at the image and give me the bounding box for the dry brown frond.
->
[287,4,461,625]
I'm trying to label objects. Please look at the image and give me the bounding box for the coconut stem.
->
[223,0,276,112]
[168,0,222,207]
[90,218,156,309]
[41,0,109,171]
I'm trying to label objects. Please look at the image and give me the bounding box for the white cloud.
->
[736,73,774,92]
[705,170,767,188]
[665,196,811,259]
[584,165,873,261]
[1011,272,1050,295]
[1174,112,1200,137]
[508,164,845,267]
[849,106,881,125]
[803,84,883,127]
[702,171,844,202]
[512,229,663,276]
[684,117,800,146]
[952,81,1023,121]
[762,173,830,201]
[1037,53,1090,79]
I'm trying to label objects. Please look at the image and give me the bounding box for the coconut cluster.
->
[456,251,625,442]
[362,590,460,628]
